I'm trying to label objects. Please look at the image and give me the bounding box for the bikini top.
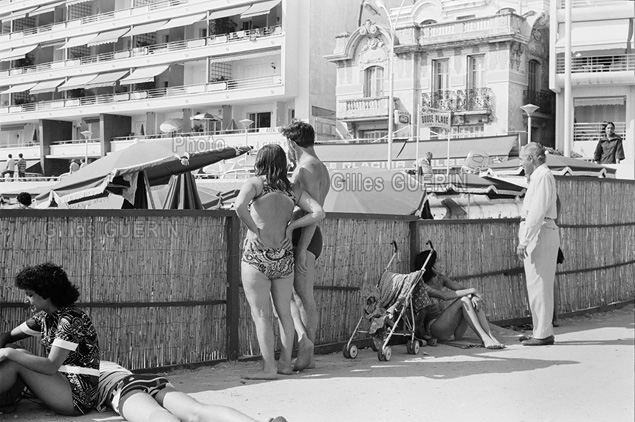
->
[253,176,297,205]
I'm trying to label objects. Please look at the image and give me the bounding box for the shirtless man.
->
[282,120,330,370]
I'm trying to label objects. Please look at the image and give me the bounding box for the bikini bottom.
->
[242,247,295,280]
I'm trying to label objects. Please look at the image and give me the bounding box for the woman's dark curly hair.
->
[15,263,80,307]
[254,144,291,192]
[414,250,437,283]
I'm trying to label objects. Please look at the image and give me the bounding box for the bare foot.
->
[242,371,278,380]
[483,338,506,349]
[293,337,315,371]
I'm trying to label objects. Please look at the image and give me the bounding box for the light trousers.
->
[520,220,560,339]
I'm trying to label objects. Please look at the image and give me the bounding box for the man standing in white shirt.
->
[516,143,559,346]
[1,154,16,179]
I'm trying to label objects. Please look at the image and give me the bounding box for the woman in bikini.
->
[414,250,505,349]
[235,144,325,380]
[0,263,100,415]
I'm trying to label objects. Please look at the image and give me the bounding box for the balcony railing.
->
[557,0,630,8]
[0,75,283,115]
[0,26,282,78]
[523,90,554,115]
[338,97,391,119]
[573,121,626,143]
[419,13,523,46]
[421,88,493,112]
[556,53,635,74]
[1,0,190,39]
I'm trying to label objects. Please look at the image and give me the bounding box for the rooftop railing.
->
[421,88,493,112]
[557,0,630,8]
[555,53,635,73]
[419,13,523,45]
[0,25,282,78]
[0,75,283,115]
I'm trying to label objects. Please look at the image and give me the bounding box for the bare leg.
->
[292,252,317,369]
[158,388,264,422]
[270,274,295,375]
[0,360,75,415]
[119,391,180,422]
[241,263,277,380]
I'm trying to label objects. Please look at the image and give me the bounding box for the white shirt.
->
[519,163,557,247]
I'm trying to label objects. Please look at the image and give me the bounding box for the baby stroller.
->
[343,241,435,361]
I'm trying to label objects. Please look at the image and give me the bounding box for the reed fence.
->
[0,177,633,369]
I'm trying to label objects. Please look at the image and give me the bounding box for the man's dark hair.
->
[8,154,12,158]
[17,192,31,207]
[15,263,80,307]
[281,119,315,148]
[414,250,437,283]
[18,153,23,158]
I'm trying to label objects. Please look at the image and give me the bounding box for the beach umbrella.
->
[190,112,221,133]
[481,154,616,178]
[160,172,203,210]
[159,119,182,133]
[37,139,250,208]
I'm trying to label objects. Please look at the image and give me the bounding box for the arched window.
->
[420,19,437,26]
[364,66,384,98]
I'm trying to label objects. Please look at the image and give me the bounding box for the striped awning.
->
[57,74,99,92]
[158,14,206,31]
[126,20,168,37]
[87,28,130,47]
[1,82,37,94]
[29,79,65,94]
[4,6,37,21]
[241,0,281,19]
[556,20,632,52]
[0,45,38,62]
[119,65,169,85]
[60,34,97,49]
[209,6,249,20]
[84,71,129,89]
[29,1,65,17]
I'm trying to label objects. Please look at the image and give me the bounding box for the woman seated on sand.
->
[235,144,325,380]
[0,263,100,415]
[414,250,505,349]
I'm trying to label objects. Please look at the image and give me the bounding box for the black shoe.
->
[518,335,533,342]
[522,335,555,346]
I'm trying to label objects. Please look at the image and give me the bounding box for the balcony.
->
[421,88,493,113]
[0,75,283,117]
[419,13,524,47]
[554,53,635,86]
[572,121,626,160]
[338,97,392,120]
[523,90,554,116]
[557,0,631,8]
[0,25,283,81]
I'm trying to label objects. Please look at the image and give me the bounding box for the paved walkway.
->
[2,304,633,422]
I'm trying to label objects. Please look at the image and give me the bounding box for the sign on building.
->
[420,110,452,130]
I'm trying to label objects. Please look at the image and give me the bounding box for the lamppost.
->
[239,118,254,148]
[80,130,92,165]
[520,104,539,146]
[374,0,406,169]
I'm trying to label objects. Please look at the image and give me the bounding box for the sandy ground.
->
[2,304,633,422]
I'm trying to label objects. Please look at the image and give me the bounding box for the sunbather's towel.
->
[378,271,422,309]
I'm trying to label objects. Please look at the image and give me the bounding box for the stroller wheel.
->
[378,346,392,362]
[342,344,350,359]
[412,340,420,354]
[406,340,415,354]
[348,344,358,359]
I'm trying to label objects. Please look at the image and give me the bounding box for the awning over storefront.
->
[57,74,99,92]
[60,33,98,49]
[209,5,250,20]
[4,6,37,21]
[1,82,37,94]
[158,14,206,31]
[119,65,169,85]
[0,45,38,62]
[241,0,281,19]
[127,20,168,37]
[84,71,129,89]
[315,135,518,170]
[29,79,65,94]
[556,20,632,52]
[87,28,130,47]
[573,97,625,107]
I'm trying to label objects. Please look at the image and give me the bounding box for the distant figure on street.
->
[17,154,27,178]
[282,120,331,371]
[516,142,560,346]
[594,122,625,164]
[1,154,16,179]
[96,360,287,422]
[417,151,434,176]
[69,159,80,174]
[80,159,88,169]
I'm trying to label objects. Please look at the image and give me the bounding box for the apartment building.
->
[326,0,553,170]
[0,0,358,176]
[550,0,634,178]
